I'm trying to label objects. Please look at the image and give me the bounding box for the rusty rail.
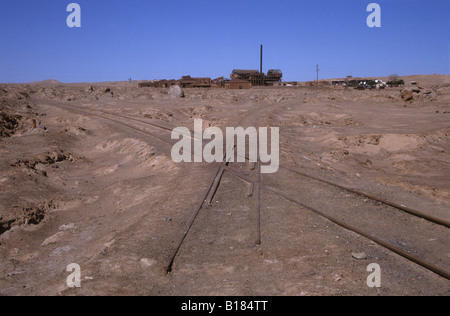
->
[221,165,450,280]
[263,184,450,280]
[281,166,450,228]
[255,161,262,245]
[166,165,223,273]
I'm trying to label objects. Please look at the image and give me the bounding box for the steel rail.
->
[206,166,225,206]
[263,184,450,280]
[255,161,262,245]
[165,165,223,273]
[281,166,450,228]
[166,142,234,272]
[47,102,176,147]
[221,165,450,280]
[228,152,447,229]
[78,107,177,133]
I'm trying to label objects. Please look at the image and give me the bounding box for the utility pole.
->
[316,64,319,85]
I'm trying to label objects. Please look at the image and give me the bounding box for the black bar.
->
[260,44,263,74]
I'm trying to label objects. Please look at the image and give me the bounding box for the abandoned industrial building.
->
[138,69,283,90]
[230,69,283,86]
[225,78,252,90]
[179,76,212,88]
[230,69,264,86]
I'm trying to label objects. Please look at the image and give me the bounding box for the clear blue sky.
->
[0,0,448,83]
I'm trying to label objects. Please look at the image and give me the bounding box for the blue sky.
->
[0,0,448,83]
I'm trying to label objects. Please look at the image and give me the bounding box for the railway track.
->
[46,100,450,281]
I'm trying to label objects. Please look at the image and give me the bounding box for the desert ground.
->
[0,74,449,296]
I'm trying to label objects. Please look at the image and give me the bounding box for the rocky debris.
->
[423,90,438,100]
[99,240,115,256]
[352,252,367,260]
[140,258,157,268]
[0,88,31,102]
[168,85,184,99]
[41,231,65,246]
[0,110,22,137]
[338,134,382,148]
[0,201,57,236]
[296,112,360,127]
[11,149,75,171]
[0,87,38,137]
[401,87,439,102]
[143,111,173,121]
[401,89,414,102]
[0,218,15,235]
[97,88,114,98]
[25,85,116,101]
[59,223,76,231]
[23,206,46,225]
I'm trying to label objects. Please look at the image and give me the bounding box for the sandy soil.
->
[0,74,449,296]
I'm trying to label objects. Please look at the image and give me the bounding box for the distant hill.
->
[29,79,63,85]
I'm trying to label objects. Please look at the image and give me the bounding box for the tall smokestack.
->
[260,44,263,74]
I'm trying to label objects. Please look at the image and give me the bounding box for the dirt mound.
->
[36,79,63,85]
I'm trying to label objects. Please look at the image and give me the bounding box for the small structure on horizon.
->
[179,76,211,88]
[138,79,178,88]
